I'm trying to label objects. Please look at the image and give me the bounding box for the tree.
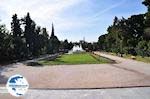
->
[0,13,63,63]
[22,12,37,57]
[98,34,107,50]
[62,39,69,50]
[136,40,148,57]
[147,41,150,56]
[48,24,60,54]
[143,0,150,39]
[59,40,74,53]
[0,24,13,61]
[143,0,150,11]
[40,28,49,54]
[113,16,119,26]
[51,23,55,37]
[92,42,99,51]
[37,27,49,54]
[68,42,74,50]
[97,14,146,56]
[11,14,26,60]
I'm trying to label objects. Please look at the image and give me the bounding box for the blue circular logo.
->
[6,74,29,97]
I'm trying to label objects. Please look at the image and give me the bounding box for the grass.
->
[123,54,150,63]
[38,52,112,65]
[106,52,150,63]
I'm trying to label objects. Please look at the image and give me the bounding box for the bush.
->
[136,40,148,57]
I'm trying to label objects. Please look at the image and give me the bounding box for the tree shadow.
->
[54,59,65,63]
[25,62,43,67]
[0,66,9,84]
[0,75,8,84]
[0,63,19,84]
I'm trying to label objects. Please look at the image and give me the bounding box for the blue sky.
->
[0,0,147,42]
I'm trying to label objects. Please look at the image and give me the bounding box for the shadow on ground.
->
[0,64,18,84]
[0,66,10,84]
[25,62,43,67]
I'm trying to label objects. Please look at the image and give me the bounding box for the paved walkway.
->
[0,52,150,88]
[94,52,150,76]
[0,87,150,99]
[0,52,150,98]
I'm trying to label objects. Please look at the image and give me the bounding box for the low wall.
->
[24,53,60,64]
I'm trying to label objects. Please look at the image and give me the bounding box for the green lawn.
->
[38,52,113,65]
[123,55,150,63]
[107,52,150,63]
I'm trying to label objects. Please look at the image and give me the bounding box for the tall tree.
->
[143,0,150,39]
[0,24,13,61]
[38,27,49,54]
[51,23,55,37]
[11,14,22,37]
[22,12,36,57]
[11,14,26,59]
[42,28,49,53]
[98,14,147,56]
[143,0,150,11]
[48,23,60,54]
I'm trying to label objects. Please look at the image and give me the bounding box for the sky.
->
[0,0,147,42]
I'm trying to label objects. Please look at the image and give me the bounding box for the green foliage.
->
[143,0,150,11]
[136,40,148,57]
[48,36,60,54]
[97,13,149,57]
[0,13,67,63]
[147,41,150,56]
[11,14,27,59]
[59,39,74,53]
[81,41,99,52]
[143,0,150,39]
[0,24,13,61]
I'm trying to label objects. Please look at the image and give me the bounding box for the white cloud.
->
[0,0,127,41]
[92,0,126,20]
[0,0,125,29]
[0,0,85,32]
[54,0,126,32]
[0,0,82,17]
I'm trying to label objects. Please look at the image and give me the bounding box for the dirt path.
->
[0,52,150,89]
